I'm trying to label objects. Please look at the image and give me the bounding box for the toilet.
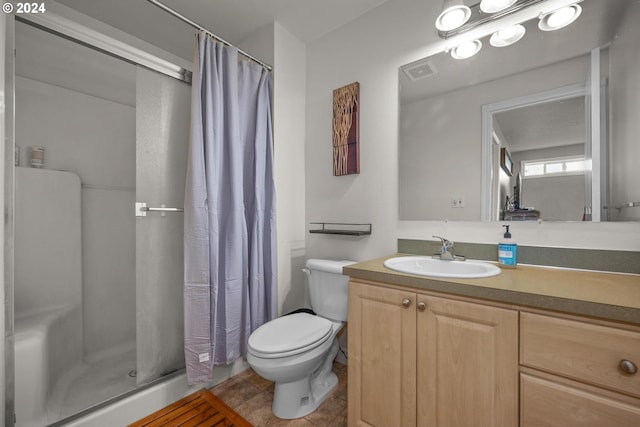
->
[246,258,355,419]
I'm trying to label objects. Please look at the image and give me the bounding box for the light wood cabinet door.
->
[521,372,640,427]
[417,295,519,427]
[348,281,417,427]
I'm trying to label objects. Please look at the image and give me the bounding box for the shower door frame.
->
[2,10,192,425]
[2,12,16,427]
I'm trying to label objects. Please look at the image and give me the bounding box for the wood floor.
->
[209,362,348,426]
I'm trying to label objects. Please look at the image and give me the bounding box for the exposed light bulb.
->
[435,1,471,32]
[480,0,517,14]
[547,7,576,27]
[539,4,582,31]
[498,26,517,39]
[451,40,482,59]
[490,24,526,47]
[440,8,467,30]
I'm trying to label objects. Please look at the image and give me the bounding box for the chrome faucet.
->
[432,235,465,261]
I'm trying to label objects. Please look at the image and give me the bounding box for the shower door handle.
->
[136,202,184,217]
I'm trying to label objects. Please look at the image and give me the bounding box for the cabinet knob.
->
[620,359,638,375]
[417,301,427,311]
[401,298,411,308]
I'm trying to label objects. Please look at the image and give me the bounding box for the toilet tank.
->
[305,259,356,322]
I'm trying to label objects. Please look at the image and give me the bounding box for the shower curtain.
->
[184,32,277,384]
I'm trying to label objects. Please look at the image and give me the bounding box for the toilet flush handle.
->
[302,268,311,276]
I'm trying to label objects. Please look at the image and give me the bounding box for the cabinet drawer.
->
[521,312,640,397]
[521,373,640,427]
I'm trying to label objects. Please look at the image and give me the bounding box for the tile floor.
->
[210,362,348,426]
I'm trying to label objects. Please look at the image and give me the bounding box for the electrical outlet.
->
[451,197,465,208]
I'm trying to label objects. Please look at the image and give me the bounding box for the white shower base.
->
[16,312,249,427]
[14,307,136,427]
[46,342,137,424]
[15,305,83,427]
[64,359,249,427]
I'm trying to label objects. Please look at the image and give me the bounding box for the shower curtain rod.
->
[145,0,273,71]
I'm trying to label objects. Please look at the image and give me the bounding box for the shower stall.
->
[5,10,194,426]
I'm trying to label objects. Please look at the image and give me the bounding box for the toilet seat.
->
[248,313,333,359]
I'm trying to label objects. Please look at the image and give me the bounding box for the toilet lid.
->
[248,313,333,358]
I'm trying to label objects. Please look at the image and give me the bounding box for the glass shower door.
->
[135,67,191,384]
[9,13,194,424]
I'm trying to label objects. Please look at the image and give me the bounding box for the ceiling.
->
[494,96,585,153]
[55,0,391,61]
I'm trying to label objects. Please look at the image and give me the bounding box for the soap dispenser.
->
[498,225,517,268]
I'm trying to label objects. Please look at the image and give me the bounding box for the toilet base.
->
[272,339,340,419]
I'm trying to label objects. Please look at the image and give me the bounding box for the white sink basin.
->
[383,256,501,278]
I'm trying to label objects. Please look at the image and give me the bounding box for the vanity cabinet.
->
[348,280,518,427]
[345,257,640,427]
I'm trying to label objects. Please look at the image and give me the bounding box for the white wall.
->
[15,74,137,358]
[239,23,308,315]
[14,168,82,315]
[306,0,640,259]
[273,24,308,314]
[305,0,429,262]
[238,23,275,66]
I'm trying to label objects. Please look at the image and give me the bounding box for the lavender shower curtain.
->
[184,32,277,384]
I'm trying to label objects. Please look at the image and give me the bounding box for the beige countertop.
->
[344,254,640,325]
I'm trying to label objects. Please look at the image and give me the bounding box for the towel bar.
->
[135,202,184,217]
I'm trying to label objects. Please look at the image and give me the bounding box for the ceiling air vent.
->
[401,59,437,81]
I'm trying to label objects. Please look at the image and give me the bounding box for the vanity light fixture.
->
[480,0,518,14]
[538,3,582,31]
[436,0,584,61]
[435,0,472,32]
[450,39,483,59]
[489,24,526,47]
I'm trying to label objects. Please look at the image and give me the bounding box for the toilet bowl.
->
[246,259,355,419]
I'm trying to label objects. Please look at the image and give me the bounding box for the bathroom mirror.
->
[398,0,639,222]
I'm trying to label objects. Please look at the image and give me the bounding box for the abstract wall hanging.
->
[332,82,360,176]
